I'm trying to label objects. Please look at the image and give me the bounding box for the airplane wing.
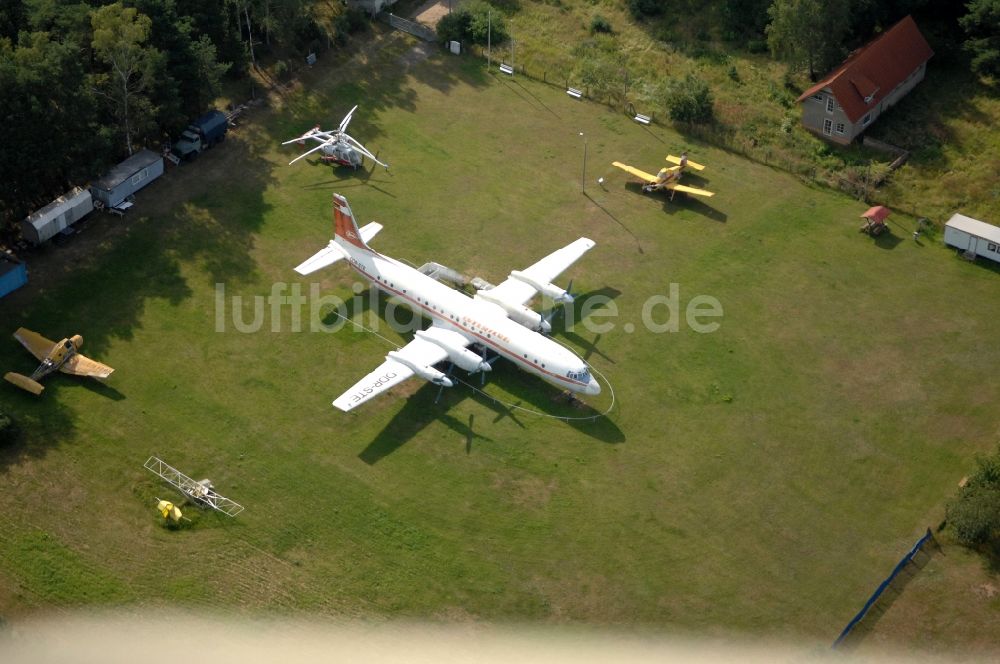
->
[611,162,658,183]
[333,331,458,412]
[669,183,715,198]
[13,327,55,361]
[294,241,347,276]
[294,222,383,276]
[60,354,114,379]
[480,238,596,308]
[666,155,706,171]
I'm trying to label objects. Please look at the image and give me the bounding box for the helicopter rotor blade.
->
[339,105,358,133]
[344,134,388,169]
[288,139,332,165]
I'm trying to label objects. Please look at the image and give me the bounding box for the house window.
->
[823,119,833,135]
[835,123,845,134]
[989,243,998,252]
[862,113,872,126]
[131,168,147,185]
[826,97,835,113]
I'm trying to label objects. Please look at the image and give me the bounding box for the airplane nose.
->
[585,377,601,395]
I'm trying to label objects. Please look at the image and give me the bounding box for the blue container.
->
[0,259,27,298]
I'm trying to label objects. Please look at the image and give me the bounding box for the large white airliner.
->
[295,194,601,411]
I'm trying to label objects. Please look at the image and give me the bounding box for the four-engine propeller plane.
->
[294,194,600,411]
[612,152,714,200]
[283,104,388,170]
[4,328,114,395]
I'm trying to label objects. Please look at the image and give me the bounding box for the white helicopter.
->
[282,105,389,170]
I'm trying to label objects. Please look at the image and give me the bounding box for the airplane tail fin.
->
[4,372,44,395]
[332,193,373,252]
[293,194,383,275]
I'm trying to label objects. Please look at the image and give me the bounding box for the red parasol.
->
[861,206,891,223]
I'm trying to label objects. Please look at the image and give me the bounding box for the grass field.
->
[1,29,999,652]
[491,1,1000,225]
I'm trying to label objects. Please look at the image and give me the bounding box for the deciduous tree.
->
[91,3,156,155]
[766,0,850,80]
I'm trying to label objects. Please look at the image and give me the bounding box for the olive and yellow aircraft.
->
[611,153,715,200]
[4,328,114,395]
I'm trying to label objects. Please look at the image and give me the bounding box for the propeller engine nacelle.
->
[387,351,453,387]
[508,270,574,304]
[70,334,83,349]
[414,330,492,374]
[474,291,551,334]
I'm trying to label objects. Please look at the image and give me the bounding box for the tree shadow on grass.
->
[0,116,278,466]
[0,387,76,470]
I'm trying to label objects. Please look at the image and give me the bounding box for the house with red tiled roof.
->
[796,16,933,144]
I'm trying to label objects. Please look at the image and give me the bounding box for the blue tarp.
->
[0,260,27,298]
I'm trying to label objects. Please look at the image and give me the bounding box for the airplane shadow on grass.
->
[621,181,727,222]
[356,297,626,464]
[358,364,626,465]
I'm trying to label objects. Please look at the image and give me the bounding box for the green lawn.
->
[1,30,998,651]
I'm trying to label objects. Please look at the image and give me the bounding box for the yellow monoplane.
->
[611,153,715,200]
[4,328,114,395]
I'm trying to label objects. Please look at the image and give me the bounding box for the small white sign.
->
[449,41,461,55]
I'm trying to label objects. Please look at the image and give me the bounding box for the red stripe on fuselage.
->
[348,259,587,390]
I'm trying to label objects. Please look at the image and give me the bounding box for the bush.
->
[590,15,612,35]
[273,60,289,81]
[664,74,714,124]
[333,8,367,39]
[439,2,507,47]
[947,448,1000,547]
[437,11,472,45]
[627,0,664,19]
[0,410,16,445]
[468,2,507,45]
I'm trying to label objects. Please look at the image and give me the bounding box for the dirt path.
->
[411,0,461,28]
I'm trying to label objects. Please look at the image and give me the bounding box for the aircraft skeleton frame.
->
[144,456,244,517]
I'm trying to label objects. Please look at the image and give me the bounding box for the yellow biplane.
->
[4,328,114,395]
[611,153,715,200]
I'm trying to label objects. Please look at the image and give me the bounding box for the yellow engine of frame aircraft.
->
[611,153,715,200]
[4,328,114,395]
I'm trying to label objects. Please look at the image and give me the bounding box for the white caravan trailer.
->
[943,213,1000,264]
[21,187,94,245]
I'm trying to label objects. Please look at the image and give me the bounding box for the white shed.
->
[944,213,1000,264]
[21,186,94,245]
